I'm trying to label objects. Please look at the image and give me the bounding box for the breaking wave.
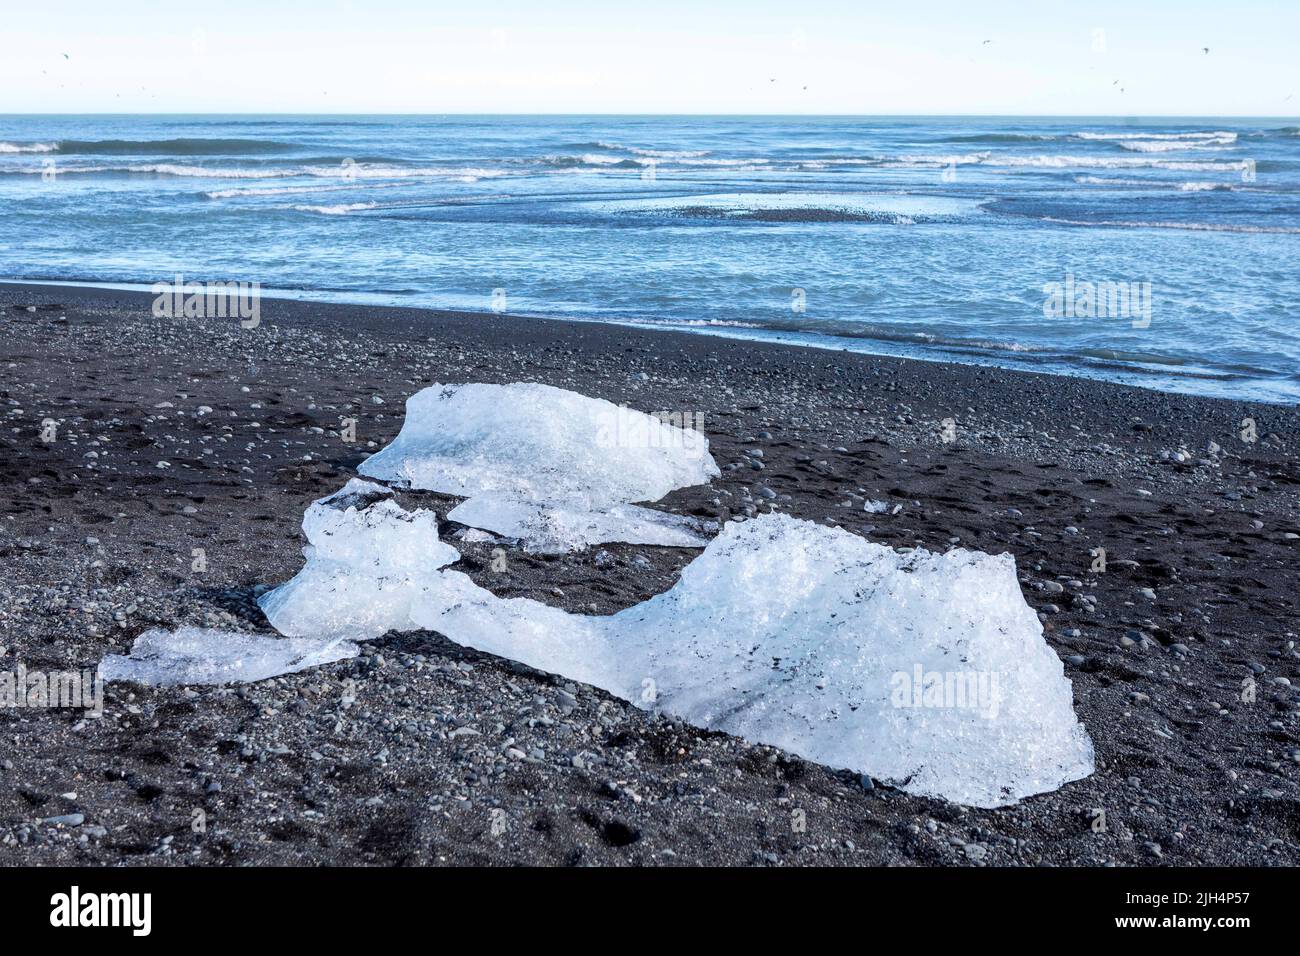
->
[48,138,299,155]
[290,202,378,215]
[1075,131,1238,143]
[1036,216,1300,234]
[0,141,57,153]
[1073,175,1237,191]
[204,181,411,199]
[987,154,1248,171]
[2,162,510,181]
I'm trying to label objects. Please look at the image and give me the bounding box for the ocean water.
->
[1,114,1297,402]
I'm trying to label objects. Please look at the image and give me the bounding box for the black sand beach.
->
[1,281,1297,866]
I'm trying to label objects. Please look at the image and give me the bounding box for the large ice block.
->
[358,383,719,551]
[412,513,1095,807]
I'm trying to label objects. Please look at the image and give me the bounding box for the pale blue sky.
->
[4,0,1297,115]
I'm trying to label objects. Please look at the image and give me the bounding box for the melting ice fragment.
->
[411,513,1095,808]
[98,627,358,686]
[446,495,713,554]
[357,382,719,552]
[358,382,718,505]
[257,478,460,641]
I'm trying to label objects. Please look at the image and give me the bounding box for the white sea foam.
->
[581,153,635,165]
[127,163,285,178]
[627,146,709,159]
[204,181,408,199]
[676,156,772,167]
[18,149,1242,181]
[1116,135,1238,152]
[1075,130,1237,142]
[881,152,992,167]
[1041,216,1300,234]
[595,141,710,159]
[4,162,508,182]
[1073,175,1236,191]
[291,201,378,215]
[591,191,976,220]
[0,141,57,153]
[988,154,1247,172]
[6,163,289,179]
[298,164,507,180]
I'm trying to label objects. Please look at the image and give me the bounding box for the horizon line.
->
[3,111,1299,121]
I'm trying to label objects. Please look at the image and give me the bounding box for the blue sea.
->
[2,114,1297,402]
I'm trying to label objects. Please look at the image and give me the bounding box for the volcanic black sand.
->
[0,281,1297,866]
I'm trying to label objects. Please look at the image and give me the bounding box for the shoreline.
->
[1,280,1297,866]
[3,278,1292,406]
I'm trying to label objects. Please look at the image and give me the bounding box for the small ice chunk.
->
[447,495,714,554]
[863,499,890,514]
[357,383,718,551]
[99,627,358,686]
[359,383,718,505]
[316,477,392,510]
[258,478,460,640]
[412,513,1094,807]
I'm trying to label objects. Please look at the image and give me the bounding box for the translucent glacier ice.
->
[200,468,1091,805]
[410,513,1095,807]
[357,383,719,552]
[98,626,358,686]
[446,495,713,554]
[257,478,460,640]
